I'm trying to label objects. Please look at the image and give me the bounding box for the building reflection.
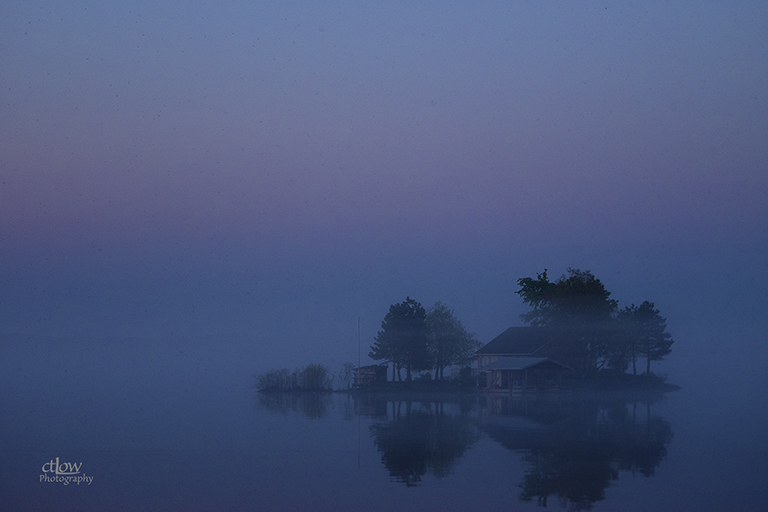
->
[480,393,673,509]
[256,390,673,507]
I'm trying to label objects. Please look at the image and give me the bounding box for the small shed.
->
[353,364,388,388]
[484,357,572,392]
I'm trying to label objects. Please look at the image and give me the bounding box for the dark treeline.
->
[368,299,480,381]
[370,268,674,380]
[516,268,674,375]
[257,267,675,391]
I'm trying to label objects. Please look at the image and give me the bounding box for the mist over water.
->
[2,0,767,509]
[2,227,767,511]
[2,210,766,511]
[2,323,768,510]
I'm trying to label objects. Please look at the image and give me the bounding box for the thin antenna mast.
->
[357,316,361,368]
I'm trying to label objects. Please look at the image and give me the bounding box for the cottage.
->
[475,326,585,374]
[483,356,572,392]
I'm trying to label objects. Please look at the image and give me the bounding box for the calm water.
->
[2,337,767,511]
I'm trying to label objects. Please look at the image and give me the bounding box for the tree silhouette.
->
[618,301,674,375]
[369,297,430,381]
[516,268,617,328]
[426,302,480,380]
[339,362,355,389]
[516,269,619,373]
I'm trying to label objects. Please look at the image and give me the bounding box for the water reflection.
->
[255,391,336,419]
[255,391,674,507]
[365,397,481,486]
[481,394,673,509]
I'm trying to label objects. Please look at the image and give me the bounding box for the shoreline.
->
[257,377,681,396]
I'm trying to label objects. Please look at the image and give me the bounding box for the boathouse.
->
[483,356,572,391]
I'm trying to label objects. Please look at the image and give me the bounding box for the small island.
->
[257,268,677,394]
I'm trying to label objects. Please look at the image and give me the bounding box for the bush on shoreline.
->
[257,364,333,392]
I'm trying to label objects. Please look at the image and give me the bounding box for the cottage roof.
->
[483,356,572,371]
[475,327,565,356]
[483,357,547,370]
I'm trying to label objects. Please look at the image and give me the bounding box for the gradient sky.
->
[2,1,767,376]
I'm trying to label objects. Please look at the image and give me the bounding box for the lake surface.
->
[2,336,767,511]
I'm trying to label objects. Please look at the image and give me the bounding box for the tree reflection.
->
[519,443,617,508]
[364,397,480,486]
[256,390,674,504]
[481,394,673,510]
[255,391,334,419]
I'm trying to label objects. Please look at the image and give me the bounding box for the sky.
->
[1,1,767,377]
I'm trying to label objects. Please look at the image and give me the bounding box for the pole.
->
[358,316,361,368]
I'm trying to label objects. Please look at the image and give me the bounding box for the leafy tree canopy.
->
[369,297,431,381]
[618,301,674,374]
[426,301,480,380]
[516,268,621,374]
[516,268,618,328]
[516,269,674,376]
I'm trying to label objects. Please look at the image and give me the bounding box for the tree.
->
[516,269,619,373]
[369,297,431,381]
[339,362,355,389]
[256,368,291,391]
[256,365,333,391]
[618,301,674,375]
[299,363,332,390]
[426,302,480,380]
[517,268,618,328]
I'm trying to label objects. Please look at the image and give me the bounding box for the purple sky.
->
[2,1,767,374]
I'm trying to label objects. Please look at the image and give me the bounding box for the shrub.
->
[300,363,331,390]
[256,368,291,391]
[257,364,334,391]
